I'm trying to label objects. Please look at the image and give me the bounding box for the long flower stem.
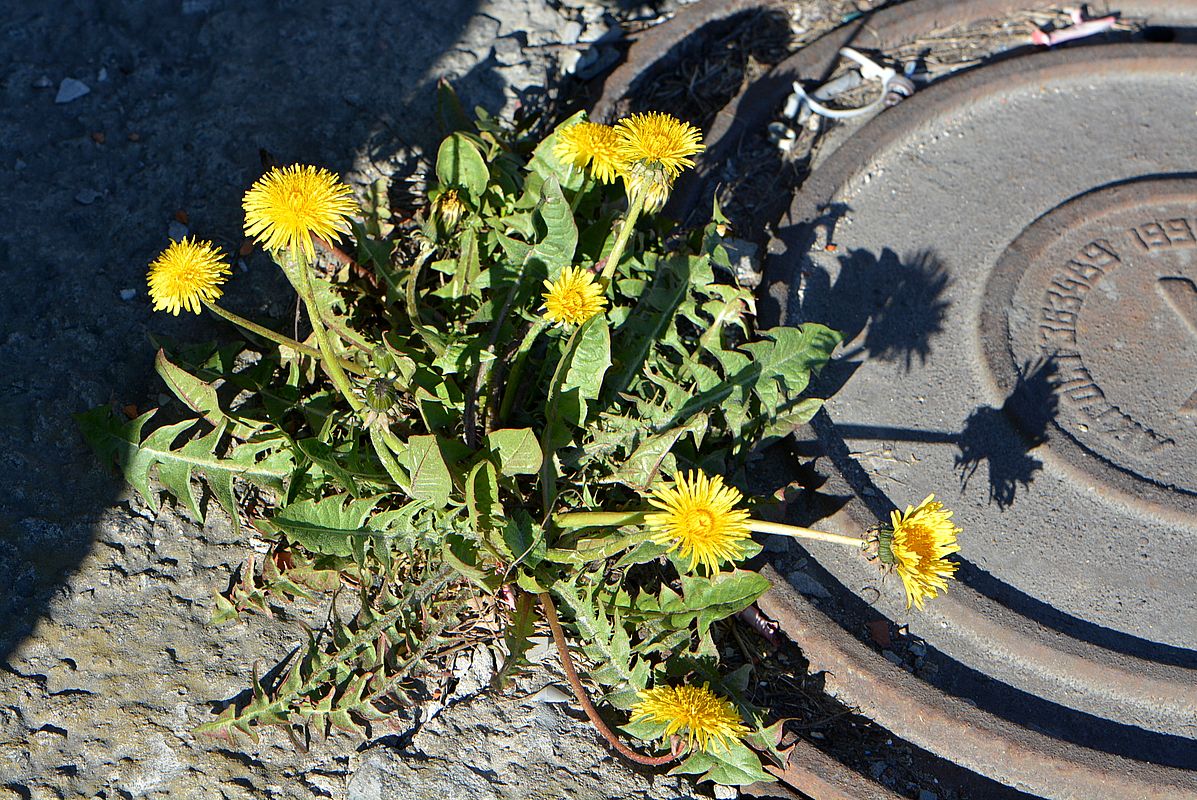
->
[204,301,366,376]
[569,172,592,214]
[554,510,866,549]
[293,250,365,414]
[599,193,645,286]
[553,510,648,529]
[747,519,866,549]
[539,591,679,767]
[497,319,548,424]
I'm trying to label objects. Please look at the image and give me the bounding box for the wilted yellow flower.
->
[631,683,749,753]
[242,164,359,262]
[553,121,624,184]
[541,266,607,326]
[614,112,704,178]
[645,470,751,573]
[432,188,466,228]
[147,237,231,315]
[881,495,962,610]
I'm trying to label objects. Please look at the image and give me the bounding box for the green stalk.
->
[598,192,645,287]
[203,301,367,376]
[293,248,365,415]
[497,319,548,424]
[552,510,649,529]
[569,172,592,214]
[747,519,866,548]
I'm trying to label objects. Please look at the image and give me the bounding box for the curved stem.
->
[599,193,645,286]
[293,249,365,415]
[747,519,866,549]
[539,592,680,767]
[204,301,367,376]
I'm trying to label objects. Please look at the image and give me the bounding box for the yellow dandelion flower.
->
[242,164,359,262]
[146,237,231,315]
[645,470,751,573]
[614,112,704,178]
[541,266,607,327]
[432,188,466,228]
[553,121,625,184]
[882,495,962,610]
[631,683,750,754]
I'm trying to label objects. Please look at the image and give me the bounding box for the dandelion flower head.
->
[147,237,230,315]
[541,266,607,327]
[631,683,749,754]
[645,470,751,573]
[242,164,359,262]
[553,121,624,184]
[614,112,704,178]
[433,188,466,228]
[885,494,962,610]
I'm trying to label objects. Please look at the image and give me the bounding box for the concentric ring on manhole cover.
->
[769,42,1197,749]
[982,178,1197,522]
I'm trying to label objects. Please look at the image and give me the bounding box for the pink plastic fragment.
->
[1031,11,1117,47]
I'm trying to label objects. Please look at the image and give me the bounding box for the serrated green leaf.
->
[492,590,537,690]
[558,316,611,429]
[402,435,453,507]
[484,428,542,475]
[466,460,500,536]
[611,413,706,492]
[759,397,824,442]
[527,177,578,278]
[262,494,381,557]
[154,349,261,439]
[742,324,841,401]
[678,570,772,636]
[671,739,774,786]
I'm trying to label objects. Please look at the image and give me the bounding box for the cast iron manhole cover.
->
[766,39,1197,785]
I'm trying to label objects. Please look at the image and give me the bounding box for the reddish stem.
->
[538,592,680,767]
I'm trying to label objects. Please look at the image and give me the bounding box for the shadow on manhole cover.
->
[755,17,1197,800]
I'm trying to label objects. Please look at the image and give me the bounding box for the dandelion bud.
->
[364,379,397,414]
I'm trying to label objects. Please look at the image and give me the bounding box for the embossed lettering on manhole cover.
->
[984,180,1197,513]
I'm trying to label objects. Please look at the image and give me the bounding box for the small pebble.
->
[33,75,52,89]
[786,570,830,599]
[561,20,583,44]
[14,159,26,171]
[75,190,101,205]
[713,785,737,800]
[167,220,189,241]
[55,78,91,104]
[97,67,108,82]
[120,289,136,301]
[529,685,571,705]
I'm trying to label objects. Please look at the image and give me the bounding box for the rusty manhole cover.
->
[764,39,1197,792]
